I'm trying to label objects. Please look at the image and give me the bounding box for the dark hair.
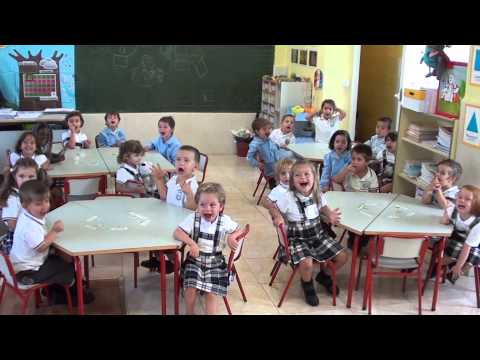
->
[437,159,463,182]
[251,117,273,132]
[321,99,336,110]
[386,131,398,142]
[158,116,175,131]
[281,114,294,123]
[178,145,200,163]
[14,131,41,155]
[104,112,121,122]
[117,140,145,164]
[0,158,40,207]
[65,111,85,127]
[378,117,393,130]
[194,182,226,207]
[32,122,53,148]
[461,185,480,216]
[328,130,352,151]
[352,143,373,161]
[19,179,50,205]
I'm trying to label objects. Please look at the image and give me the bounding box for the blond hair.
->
[194,182,227,206]
[461,185,480,217]
[275,158,295,182]
[289,160,322,205]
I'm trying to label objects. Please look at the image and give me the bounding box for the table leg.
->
[347,234,360,308]
[173,251,179,315]
[432,236,446,311]
[74,256,85,315]
[159,251,167,315]
[83,255,90,289]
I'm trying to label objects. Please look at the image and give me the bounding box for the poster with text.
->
[463,104,480,148]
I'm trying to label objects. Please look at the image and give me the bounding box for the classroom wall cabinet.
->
[393,107,459,198]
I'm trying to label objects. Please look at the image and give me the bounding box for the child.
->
[174,182,246,315]
[270,160,348,306]
[116,140,147,195]
[262,158,295,212]
[307,99,346,147]
[269,114,296,159]
[320,130,352,192]
[0,159,42,254]
[441,185,480,284]
[62,111,91,149]
[364,117,392,158]
[144,116,182,165]
[375,131,397,193]
[8,179,93,305]
[9,131,49,170]
[247,117,285,190]
[97,111,127,148]
[335,144,379,193]
[32,122,65,164]
[422,159,462,209]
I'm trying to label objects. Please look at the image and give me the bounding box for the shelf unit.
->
[393,107,459,197]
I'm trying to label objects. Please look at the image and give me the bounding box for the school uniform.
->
[344,167,379,192]
[276,191,344,265]
[269,129,295,147]
[267,183,289,203]
[313,115,341,146]
[148,135,181,165]
[116,163,143,184]
[376,149,395,185]
[61,130,89,149]
[0,189,21,254]
[179,212,239,296]
[320,150,352,189]
[166,175,199,208]
[9,152,48,168]
[98,127,127,147]
[432,186,459,208]
[247,136,282,179]
[445,206,480,266]
[365,135,386,158]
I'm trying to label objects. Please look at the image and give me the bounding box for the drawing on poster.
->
[463,104,480,148]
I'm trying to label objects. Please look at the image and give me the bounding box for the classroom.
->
[0,45,479,315]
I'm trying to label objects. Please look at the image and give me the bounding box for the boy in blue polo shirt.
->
[97,111,127,147]
[144,116,182,165]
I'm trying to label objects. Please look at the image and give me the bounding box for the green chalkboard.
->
[75,45,274,113]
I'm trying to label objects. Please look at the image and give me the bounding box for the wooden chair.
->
[198,152,209,184]
[269,223,338,307]
[0,251,73,314]
[362,235,429,315]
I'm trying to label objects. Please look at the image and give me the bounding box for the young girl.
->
[98,111,127,147]
[262,158,295,212]
[0,158,42,254]
[32,122,65,164]
[319,130,352,192]
[62,111,91,149]
[116,140,147,195]
[270,114,296,159]
[270,160,348,306]
[307,99,346,147]
[9,132,49,170]
[441,185,480,284]
[422,159,462,209]
[335,144,378,193]
[375,131,397,193]
[174,182,247,315]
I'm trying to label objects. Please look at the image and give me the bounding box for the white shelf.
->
[401,137,450,157]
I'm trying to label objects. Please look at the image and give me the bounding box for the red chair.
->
[269,223,338,307]
[63,174,108,203]
[475,265,480,308]
[0,251,73,315]
[198,153,209,184]
[362,235,429,315]
[252,155,274,206]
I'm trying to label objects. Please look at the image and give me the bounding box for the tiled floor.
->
[1,155,479,315]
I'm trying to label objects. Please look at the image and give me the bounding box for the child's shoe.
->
[301,279,319,306]
[315,270,340,295]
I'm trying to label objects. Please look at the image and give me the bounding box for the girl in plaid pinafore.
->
[441,185,480,284]
[272,160,348,306]
[174,182,246,315]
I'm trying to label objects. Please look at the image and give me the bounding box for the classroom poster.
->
[463,104,480,148]
[0,45,75,110]
[471,46,480,85]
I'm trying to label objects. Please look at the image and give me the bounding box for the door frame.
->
[349,45,362,139]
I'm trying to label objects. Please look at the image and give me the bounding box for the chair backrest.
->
[227,224,250,272]
[64,174,108,201]
[379,236,429,260]
[95,134,101,149]
[6,149,12,168]
[278,223,292,260]
[198,153,208,183]
[0,251,18,288]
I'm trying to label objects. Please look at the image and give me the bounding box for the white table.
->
[47,197,192,315]
[287,143,330,163]
[97,148,175,175]
[47,148,110,179]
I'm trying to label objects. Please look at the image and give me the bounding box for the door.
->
[355,45,404,142]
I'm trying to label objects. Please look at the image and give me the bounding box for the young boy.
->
[9,180,93,305]
[336,144,378,193]
[375,131,397,193]
[142,145,200,271]
[269,114,296,159]
[364,117,392,159]
[144,116,182,165]
[97,111,127,147]
[247,117,285,189]
[422,159,462,209]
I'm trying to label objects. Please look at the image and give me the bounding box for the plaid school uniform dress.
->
[182,213,231,297]
[282,194,344,265]
[445,208,480,266]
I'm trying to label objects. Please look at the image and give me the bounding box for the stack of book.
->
[417,162,436,188]
[405,123,438,142]
[0,108,17,120]
[435,126,453,154]
[403,160,422,178]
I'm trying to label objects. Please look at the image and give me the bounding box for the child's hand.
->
[68,123,76,133]
[346,164,356,173]
[151,164,165,180]
[227,235,239,252]
[84,139,91,148]
[284,139,290,146]
[189,243,200,258]
[328,208,341,225]
[432,177,441,191]
[273,216,284,227]
[180,181,192,195]
[52,220,64,233]
[450,264,462,279]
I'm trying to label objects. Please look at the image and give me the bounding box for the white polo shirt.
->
[447,206,480,248]
[1,189,21,222]
[269,129,295,148]
[9,152,48,168]
[313,115,342,145]
[267,183,289,203]
[116,163,142,184]
[276,191,327,222]
[61,130,88,148]
[10,210,49,273]
[166,175,198,208]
